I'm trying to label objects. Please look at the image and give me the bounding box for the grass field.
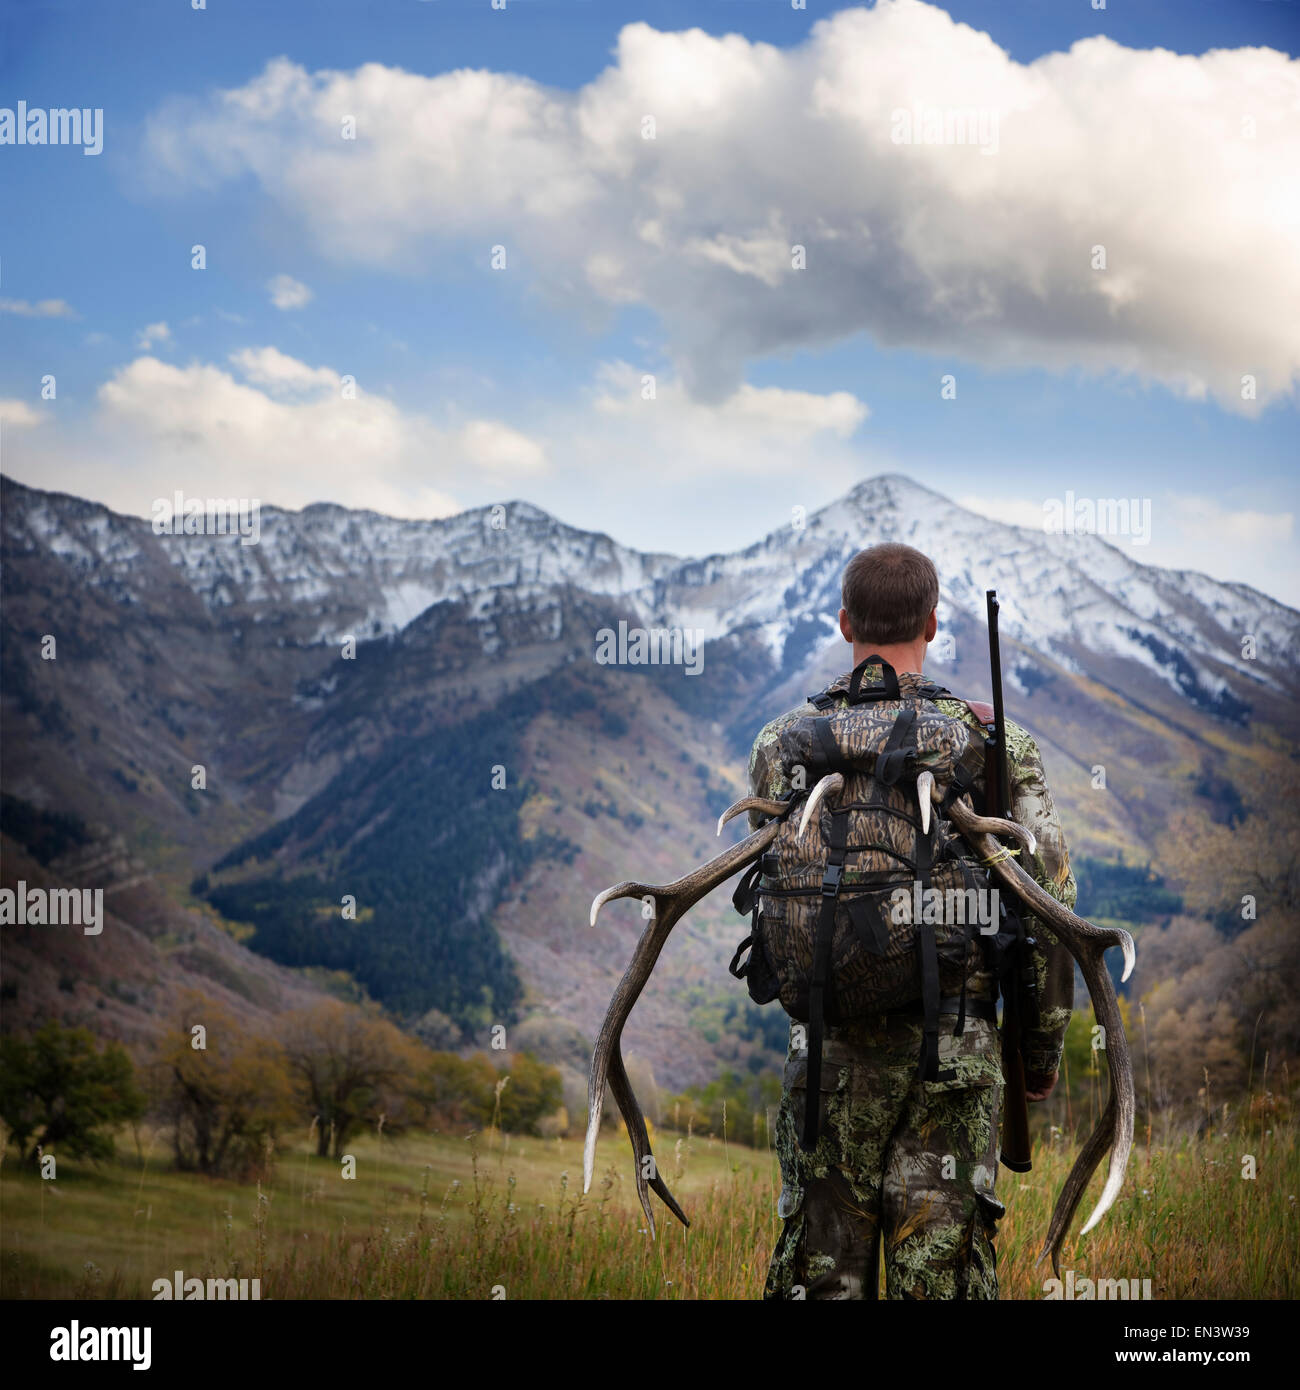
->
[3,1111,1296,1300]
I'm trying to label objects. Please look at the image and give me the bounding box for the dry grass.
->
[2,1115,1295,1300]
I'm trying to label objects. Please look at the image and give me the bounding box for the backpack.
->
[728,655,1017,1150]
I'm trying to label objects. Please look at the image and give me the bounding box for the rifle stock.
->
[999,1006,1034,1173]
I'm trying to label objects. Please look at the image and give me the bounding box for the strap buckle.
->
[820,864,844,896]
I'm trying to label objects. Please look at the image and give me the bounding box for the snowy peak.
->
[2,472,1295,720]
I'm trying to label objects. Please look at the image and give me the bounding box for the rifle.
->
[986,590,1033,1174]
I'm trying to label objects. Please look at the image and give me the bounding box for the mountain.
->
[2,472,1296,1092]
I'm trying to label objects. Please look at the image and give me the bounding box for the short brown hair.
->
[841,543,939,645]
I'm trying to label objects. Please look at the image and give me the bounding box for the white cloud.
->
[140,1,1300,408]
[0,298,76,318]
[15,347,556,519]
[268,273,313,310]
[7,345,869,559]
[452,419,548,476]
[92,353,450,516]
[481,362,879,554]
[136,321,171,350]
[588,362,867,461]
[957,495,1056,532]
[1167,497,1293,550]
[229,345,340,394]
[0,399,43,427]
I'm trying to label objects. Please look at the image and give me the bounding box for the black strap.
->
[914,814,941,1083]
[847,654,902,703]
[939,759,977,814]
[732,861,762,917]
[812,717,847,775]
[953,909,975,1037]
[801,806,849,1152]
[728,935,754,979]
[876,707,918,786]
[914,680,953,702]
[811,669,949,712]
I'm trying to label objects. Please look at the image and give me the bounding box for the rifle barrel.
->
[986,590,1011,819]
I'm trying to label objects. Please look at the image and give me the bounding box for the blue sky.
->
[2,0,1297,602]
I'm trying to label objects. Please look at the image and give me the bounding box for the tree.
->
[153,992,295,1178]
[0,1022,144,1166]
[496,1052,565,1135]
[421,1051,496,1128]
[1145,762,1300,1107]
[280,1001,426,1157]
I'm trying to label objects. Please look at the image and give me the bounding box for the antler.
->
[585,797,785,1235]
[914,770,1135,1276]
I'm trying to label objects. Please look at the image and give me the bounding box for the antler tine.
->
[944,795,1135,1276]
[917,769,935,835]
[585,817,783,1231]
[918,770,1036,857]
[798,773,844,839]
[609,1049,689,1234]
[717,794,788,837]
[957,805,1037,860]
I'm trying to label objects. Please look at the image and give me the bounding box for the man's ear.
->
[838,607,854,644]
[924,609,938,642]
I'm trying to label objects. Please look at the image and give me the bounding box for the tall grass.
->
[3,1113,1295,1299]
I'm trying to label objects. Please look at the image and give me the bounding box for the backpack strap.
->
[938,758,978,815]
[913,679,953,703]
[812,717,849,774]
[847,654,901,703]
[876,706,918,785]
[731,861,762,916]
[800,804,850,1152]
[914,813,942,1083]
[810,668,952,710]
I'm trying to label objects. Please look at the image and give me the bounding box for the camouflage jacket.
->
[746,667,1076,1076]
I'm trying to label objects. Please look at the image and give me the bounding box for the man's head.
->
[838,542,939,672]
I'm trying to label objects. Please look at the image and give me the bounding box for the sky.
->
[1,0,1298,603]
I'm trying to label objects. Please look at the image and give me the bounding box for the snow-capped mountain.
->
[5,473,1294,723]
[3,470,1296,1088]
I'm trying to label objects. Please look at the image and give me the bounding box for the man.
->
[748,542,1076,1300]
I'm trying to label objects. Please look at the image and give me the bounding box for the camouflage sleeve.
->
[1004,722,1076,1077]
[746,718,785,830]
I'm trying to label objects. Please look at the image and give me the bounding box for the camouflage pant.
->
[764,1012,1005,1300]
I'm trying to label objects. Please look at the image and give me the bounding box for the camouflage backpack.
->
[729,656,1005,1149]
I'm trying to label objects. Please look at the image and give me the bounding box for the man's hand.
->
[1025,1069,1057,1102]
